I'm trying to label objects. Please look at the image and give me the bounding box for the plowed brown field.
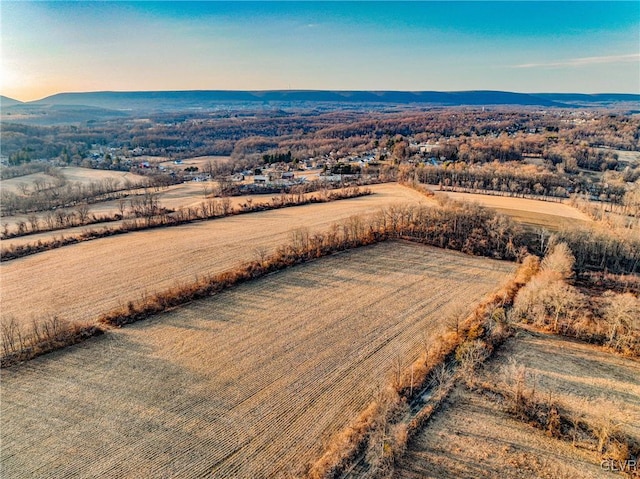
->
[424,186,591,228]
[1,241,514,479]
[393,386,608,479]
[486,330,640,440]
[1,167,146,195]
[0,184,430,329]
[1,183,380,245]
[394,330,640,479]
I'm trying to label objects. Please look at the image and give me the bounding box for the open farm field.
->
[1,180,381,238]
[0,183,430,329]
[1,181,217,236]
[157,155,231,169]
[57,166,147,185]
[486,329,640,440]
[424,186,591,229]
[394,329,640,479]
[394,386,608,479]
[1,182,211,237]
[0,171,56,194]
[295,170,323,181]
[0,181,382,243]
[486,207,589,230]
[0,241,515,479]
[0,167,146,194]
[131,155,168,164]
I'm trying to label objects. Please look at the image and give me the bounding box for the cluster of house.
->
[252,171,295,184]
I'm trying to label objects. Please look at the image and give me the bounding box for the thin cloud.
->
[515,53,640,69]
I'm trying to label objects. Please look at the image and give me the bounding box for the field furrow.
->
[1,241,514,478]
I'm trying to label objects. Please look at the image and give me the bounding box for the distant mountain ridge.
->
[536,93,640,102]
[22,90,640,110]
[34,89,564,108]
[13,90,640,108]
[1,96,24,107]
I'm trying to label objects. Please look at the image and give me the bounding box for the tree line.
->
[399,163,627,203]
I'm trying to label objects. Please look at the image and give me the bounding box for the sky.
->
[1,1,639,102]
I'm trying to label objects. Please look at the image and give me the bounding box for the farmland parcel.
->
[0,183,430,331]
[394,330,640,479]
[1,241,514,478]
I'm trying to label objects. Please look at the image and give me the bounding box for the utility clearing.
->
[1,241,514,479]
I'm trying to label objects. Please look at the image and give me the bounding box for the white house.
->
[254,175,270,184]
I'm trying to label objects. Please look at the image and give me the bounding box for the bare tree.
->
[253,246,269,267]
[545,280,584,333]
[391,353,405,391]
[220,197,232,216]
[75,203,91,225]
[130,190,160,225]
[17,182,30,196]
[505,361,528,411]
[593,399,623,454]
[117,198,127,218]
[43,210,55,230]
[445,305,468,336]
[603,292,640,352]
[216,177,234,197]
[201,181,212,198]
[1,317,21,356]
[27,213,40,233]
[456,339,489,385]
[55,210,68,228]
[290,228,310,255]
[541,242,575,279]
[430,363,454,391]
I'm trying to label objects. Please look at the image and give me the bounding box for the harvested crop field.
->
[426,187,590,228]
[1,182,357,243]
[0,172,56,194]
[394,330,640,479]
[486,329,640,440]
[0,167,146,195]
[597,148,640,165]
[0,183,430,329]
[57,166,147,186]
[157,155,231,169]
[1,241,515,479]
[394,386,608,479]
[1,181,274,239]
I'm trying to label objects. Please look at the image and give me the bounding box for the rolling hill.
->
[0,96,23,107]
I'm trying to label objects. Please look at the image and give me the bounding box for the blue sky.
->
[1,1,638,101]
